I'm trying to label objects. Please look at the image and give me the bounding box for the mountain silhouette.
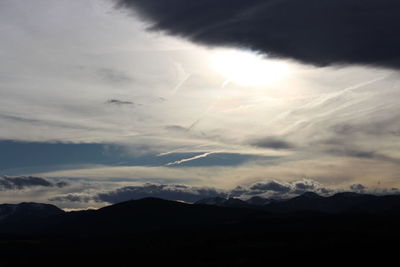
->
[1,193,400,236]
[1,195,400,266]
[195,192,400,214]
[195,197,251,208]
[0,197,265,235]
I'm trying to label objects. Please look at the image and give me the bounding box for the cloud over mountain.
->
[51,183,229,204]
[51,179,338,204]
[116,0,400,68]
[230,179,335,198]
[95,184,227,203]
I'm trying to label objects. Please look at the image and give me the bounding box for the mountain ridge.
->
[2,192,400,235]
[195,191,400,214]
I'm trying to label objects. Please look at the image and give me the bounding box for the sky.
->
[1,0,400,209]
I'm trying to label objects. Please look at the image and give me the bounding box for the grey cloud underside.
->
[0,176,67,191]
[116,0,400,68]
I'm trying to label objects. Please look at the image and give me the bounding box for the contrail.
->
[300,75,389,110]
[157,148,185,157]
[172,73,191,94]
[270,74,390,127]
[171,62,191,95]
[166,152,215,166]
[299,75,390,119]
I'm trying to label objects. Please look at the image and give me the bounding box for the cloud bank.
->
[0,176,67,191]
[51,179,398,205]
[116,0,400,68]
[230,179,334,199]
[50,183,227,204]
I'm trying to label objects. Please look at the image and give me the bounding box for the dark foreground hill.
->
[1,194,400,266]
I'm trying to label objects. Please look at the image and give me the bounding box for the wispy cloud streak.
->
[166,152,215,166]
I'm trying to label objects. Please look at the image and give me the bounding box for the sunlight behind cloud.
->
[210,49,290,87]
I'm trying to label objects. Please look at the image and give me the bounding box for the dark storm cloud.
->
[249,137,293,150]
[116,0,400,68]
[0,176,68,190]
[96,183,227,203]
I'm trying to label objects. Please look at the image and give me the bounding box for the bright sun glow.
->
[211,49,290,87]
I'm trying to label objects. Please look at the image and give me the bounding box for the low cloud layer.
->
[116,0,400,68]
[50,178,400,205]
[96,183,227,203]
[51,183,227,204]
[0,176,67,191]
[230,179,334,199]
